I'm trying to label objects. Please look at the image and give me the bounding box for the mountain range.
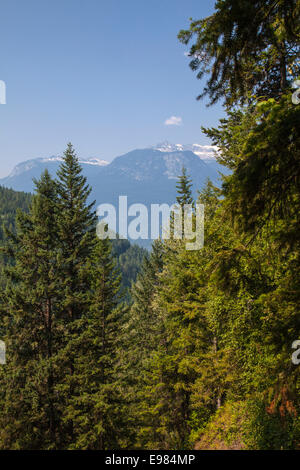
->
[1,142,228,196]
[0,142,229,246]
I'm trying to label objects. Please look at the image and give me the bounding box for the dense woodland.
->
[0,0,299,450]
[0,186,146,296]
[0,186,31,240]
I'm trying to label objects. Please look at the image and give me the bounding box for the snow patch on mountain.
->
[7,156,108,179]
[80,158,109,166]
[152,141,218,160]
[40,156,108,166]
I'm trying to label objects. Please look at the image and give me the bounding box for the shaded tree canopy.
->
[178,0,300,106]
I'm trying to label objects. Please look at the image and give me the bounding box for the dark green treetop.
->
[178,0,300,106]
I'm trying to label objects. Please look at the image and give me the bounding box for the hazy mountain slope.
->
[0,145,229,207]
[0,157,108,193]
[88,148,226,210]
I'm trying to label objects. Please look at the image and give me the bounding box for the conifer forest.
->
[0,0,299,451]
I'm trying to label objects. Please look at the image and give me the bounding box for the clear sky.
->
[0,0,223,177]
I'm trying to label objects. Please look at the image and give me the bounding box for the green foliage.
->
[0,145,129,449]
[0,185,145,297]
[192,402,247,450]
[0,171,63,449]
[222,95,300,240]
[64,238,128,449]
[178,0,300,105]
[0,0,299,450]
[122,240,165,448]
[0,186,32,289]
[0,186,31,241]
[176,167,193,207]
[124,88,300,449]
[244,398,300,450]
[113,240,148,297]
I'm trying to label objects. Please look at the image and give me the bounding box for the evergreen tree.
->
[64,238,127,449]
[0,186,31,243]
[54,143,97,445]
[178,0,300,105]
[141,182,221,449]
[173,167,194,242]
[176,167,193,207]
[1,0,299,449]
[0,171,62,449]
[123,240,165,448]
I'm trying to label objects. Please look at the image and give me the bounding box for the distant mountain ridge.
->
[0,142,229,207]
[2,156,108,192]
[0,143,229,247]
[152,141,218,160]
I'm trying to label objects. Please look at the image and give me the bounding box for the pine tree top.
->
[176,166,193,207]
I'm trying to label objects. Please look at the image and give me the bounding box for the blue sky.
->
[0,0,223,177]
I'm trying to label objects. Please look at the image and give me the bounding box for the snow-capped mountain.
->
[0,144,229,247]
[40,156,108,166]
[152,141,218,160]
[2,156,108,192]
[0,143,229,206]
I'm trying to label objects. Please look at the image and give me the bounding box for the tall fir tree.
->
[64,237,128,449]
[54,143,97,445]
[124,240,165,447]
[178,0,300,105]
[0,171,63,449]
[176,167,193,207]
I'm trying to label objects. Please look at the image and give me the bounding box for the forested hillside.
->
[0,0,299,451]
[0,186,146,296]
[124,0,299,449]
[0,186,31,240]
